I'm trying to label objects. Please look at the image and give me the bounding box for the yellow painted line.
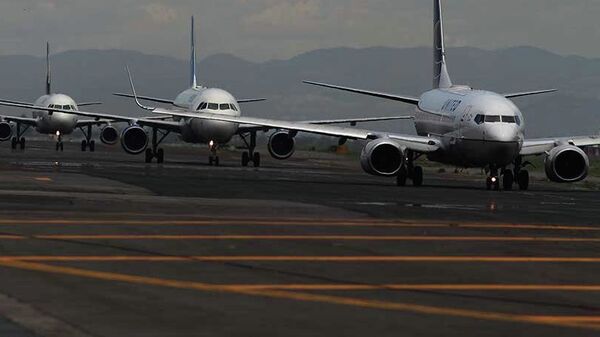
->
[33,177,53,182]
[0,235,24,240]
[213,284,600,291]
[0,219,596,231]
[31,235,600,242]
[0,259,597,331]
[2,256,600,263]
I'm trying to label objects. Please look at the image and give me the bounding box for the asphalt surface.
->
[0,140,598,337]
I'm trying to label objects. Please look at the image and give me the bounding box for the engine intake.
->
[544,145,589,183]
[0,122,12,141]
[100,125,119,145]
[268,131,295,160]
[121,126,148,155]
[360,138,405,176]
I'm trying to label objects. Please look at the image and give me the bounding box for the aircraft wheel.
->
[214,156,220,166]
[20,137,26,150]
[145,149,153,163]
[412,166,424,187]
[253,152,261,168]
[518,170,530,190]
[486,177,493,190]
[81,140,87,152]
[156,148,164,164]
[397,166,407,186]
[59,142,64,152]
[241,152,249,167]
[89,140,95,152]
[11,137,17,150]
[503,169,514,191]
[209,156,214,166]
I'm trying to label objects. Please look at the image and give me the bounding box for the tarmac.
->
[0,140,598,337]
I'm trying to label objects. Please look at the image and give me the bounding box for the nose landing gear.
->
[55,131,64,152]
[486,158,530,191]
[208,140,220,166]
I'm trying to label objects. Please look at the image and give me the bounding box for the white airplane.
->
[1,1,598,191]
[107,17,410,165]
[0,43,114,151]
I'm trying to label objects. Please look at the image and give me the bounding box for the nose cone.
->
[49,112,77,133]
[486,124,519,143]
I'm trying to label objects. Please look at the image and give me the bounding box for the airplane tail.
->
[190,16,198,88]
[46,42,51,95]
[433,0,452,89]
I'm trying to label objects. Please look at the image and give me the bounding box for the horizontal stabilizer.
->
[303,81,420,105]
[504,89,557,99]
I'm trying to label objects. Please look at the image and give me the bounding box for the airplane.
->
[0,43,114,151]
[1,1,597,191]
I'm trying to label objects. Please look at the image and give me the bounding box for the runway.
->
[0,141,598,337]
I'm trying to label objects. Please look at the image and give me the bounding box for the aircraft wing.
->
[75,119,114,127]
[114,93,175,105]
[503,89,557,99]
[301,116,413,125]
[303,81,420,105]
[237,98,267,104]
[153,108,440,153]
[0,100,183,133]
[521,136,600,156]
[0,115,38,126]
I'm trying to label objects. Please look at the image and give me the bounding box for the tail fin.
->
[433,0,452,89]
[190,16,197,88]
[46,42,52,95]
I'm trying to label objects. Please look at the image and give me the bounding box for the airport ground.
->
[0,140,598,337]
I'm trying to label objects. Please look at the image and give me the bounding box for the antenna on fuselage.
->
[190,16,198,88]
[46,42,52,95]
[433,0,452,89]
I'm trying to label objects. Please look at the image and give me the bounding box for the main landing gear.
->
[79,124,95,152]
[397,150,424,187]
[486,158,530,191]
[146,128,169,163]
[239,131,261,167]
[208,140,220,166]
[11,123,29,151]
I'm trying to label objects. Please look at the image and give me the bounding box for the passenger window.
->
[220,104,230,110]
[502,116,516,123]
[207,103,218,110]
[484,115,501,123]
[474,114,484,125]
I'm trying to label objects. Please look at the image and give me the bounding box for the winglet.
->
[125,66,155,111]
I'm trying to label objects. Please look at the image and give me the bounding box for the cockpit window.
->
[484,115,501,123]
[515,116,521,126]
[231,105,238,111]
[198,102,207,110]
[502,116,516,124]
[207,103,218,110]
[62,105,71,110]
[474,114,484,125]
[220,104,230,110]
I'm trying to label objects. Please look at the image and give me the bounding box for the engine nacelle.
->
[544,145,589,183]
[0,122,12,141]
[100,125,119,145]
[360,138,405,176]
[268,131,295,160]
[120,126,148,155]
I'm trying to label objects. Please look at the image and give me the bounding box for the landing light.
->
[491,177,497,183]
[55,131,60,136]
[209,140,214,148]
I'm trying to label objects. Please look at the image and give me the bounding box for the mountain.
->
[0,46,599,138]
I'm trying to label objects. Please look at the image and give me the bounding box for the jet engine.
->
[0,122,12,141]
[120,125,148,155]
[544,145,589,183]
[268,131,295,160]
[360,138,405,176]
[100,125,119,145]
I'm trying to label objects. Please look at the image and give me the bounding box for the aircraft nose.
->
[485,124,519,143]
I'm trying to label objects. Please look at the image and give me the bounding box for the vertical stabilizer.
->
[190,16,198,88]
[433,0,452,89]
[46,42,52,95]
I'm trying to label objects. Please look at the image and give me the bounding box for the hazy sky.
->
[1,0,599,61]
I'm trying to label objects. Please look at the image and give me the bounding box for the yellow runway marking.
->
[0,235,24,240]
[0,219,596,231]
[2,256,600,263]
[31,234,600,242]
[33,177,53,182]
[0,259,597,331]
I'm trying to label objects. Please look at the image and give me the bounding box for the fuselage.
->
[414,86,524,167]
[32,94,79,135]
[172,87,241,144]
